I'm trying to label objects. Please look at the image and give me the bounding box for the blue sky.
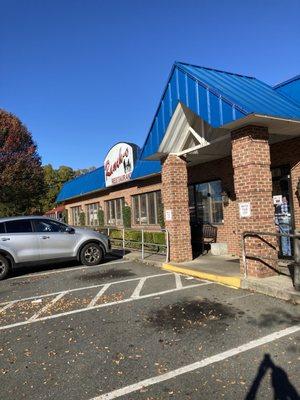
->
[1,0,299,169]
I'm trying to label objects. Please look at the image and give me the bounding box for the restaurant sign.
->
[104,142,138,187]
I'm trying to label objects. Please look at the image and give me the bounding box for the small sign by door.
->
[239,202,251,218]
[165,209,173,221]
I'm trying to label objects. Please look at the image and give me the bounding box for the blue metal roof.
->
[56,167,105,202]
[57,160,161,202]
[141,62,300,159]
[274,75,300,107]
[57,62,300,202]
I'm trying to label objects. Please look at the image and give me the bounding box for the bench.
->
[201,223,218,253]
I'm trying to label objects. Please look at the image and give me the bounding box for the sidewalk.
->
[241,275,300,304]
[111,248,166,268]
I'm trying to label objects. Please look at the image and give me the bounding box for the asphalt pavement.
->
[0,258,299,400]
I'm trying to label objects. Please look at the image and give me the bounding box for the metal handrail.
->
[242,230,300,279]
[99,227,169,263]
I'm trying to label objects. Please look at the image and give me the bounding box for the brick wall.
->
[64,175,162,230]
[231,125,277,277]
[161,155,193,262]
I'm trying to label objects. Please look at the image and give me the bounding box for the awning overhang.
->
[222,113,300,137]
[146,106,300,166]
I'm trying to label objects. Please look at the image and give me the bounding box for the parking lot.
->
[0,257,299,400]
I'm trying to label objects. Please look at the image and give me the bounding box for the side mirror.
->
[66,227,75,234]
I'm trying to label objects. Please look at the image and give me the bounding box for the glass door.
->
[272,166,294,258]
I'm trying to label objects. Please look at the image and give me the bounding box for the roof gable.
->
[141,62,300,159]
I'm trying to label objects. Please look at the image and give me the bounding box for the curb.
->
[241,279,300,304]
[162,263,241,289]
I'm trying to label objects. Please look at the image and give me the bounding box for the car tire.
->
[80,243,103,266]
[0,254,11,280]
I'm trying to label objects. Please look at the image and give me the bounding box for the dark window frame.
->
[132,190,162,226]
[188,179,224,225]
[105,198,125,227]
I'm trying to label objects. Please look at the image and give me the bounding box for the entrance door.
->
[188,180,223,255]
[272,166,294,258]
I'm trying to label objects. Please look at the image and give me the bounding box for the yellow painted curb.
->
[163,263,241,289]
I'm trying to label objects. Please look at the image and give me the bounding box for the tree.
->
[0,109,45,217]
[41,165,75,212]
[41,165,96,213]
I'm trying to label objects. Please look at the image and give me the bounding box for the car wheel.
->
[80,243,103,266]
[0,254,11,280]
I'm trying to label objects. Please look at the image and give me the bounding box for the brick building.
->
[57,63,300,278]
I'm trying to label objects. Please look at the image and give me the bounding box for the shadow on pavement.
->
[8,252,123,279]
[245,353,299,400]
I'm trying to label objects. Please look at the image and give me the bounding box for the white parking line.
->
[131,277,147,298]
[28,291,68,322]
[175,274,182,289]
[88,284,111,308]
[0,273,173,307]
[0,282,213,331]
[0,300,17,314]
[7,259,131,280]
[92,324,300,400]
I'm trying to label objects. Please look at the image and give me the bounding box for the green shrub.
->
[125,230,142,242]
[109,229,123,239]
[157,203,165,228]
[152,232,166,245]
[144,231,154,244]
[97,209,104,227]
[62,209,68,224]
[122,205,131,228]
[79,212,85,226]
[108,228,166,252]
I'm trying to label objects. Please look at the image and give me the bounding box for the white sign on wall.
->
[165,209,173,221]
[273,195,283,206]
[239,202,251,218]
[104,143,135,187]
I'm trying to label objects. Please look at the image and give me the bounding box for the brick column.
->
[161,155,193,262]
[291,161,300,229]
[231,126,277,277]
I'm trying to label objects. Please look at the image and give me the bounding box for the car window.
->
[0,223,5,234]
[34,219,68,233]
[5,220,33,233]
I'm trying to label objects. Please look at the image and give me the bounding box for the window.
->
[132,191,162,225]
[188,180,223,224]
[71,206,81,226]
[86,203,99,226]
[0,223,5,234]
[5,219,33,233]
[33,219,68,233]
[105,198,124,226]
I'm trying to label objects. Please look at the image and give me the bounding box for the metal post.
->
[165,229,169,263]
[142,229,144,260]
[242,233,247,279]
[122,228,125,256]
[294,229,300,291]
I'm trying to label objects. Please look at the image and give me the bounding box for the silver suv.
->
[0,216,111,280]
